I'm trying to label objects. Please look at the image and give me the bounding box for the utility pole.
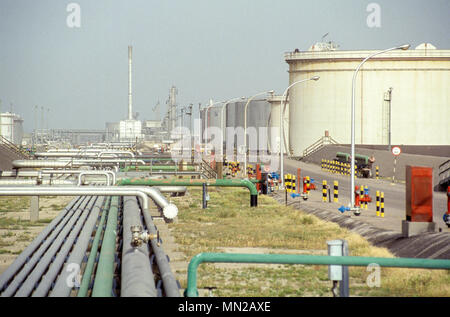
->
[387,87,393,152]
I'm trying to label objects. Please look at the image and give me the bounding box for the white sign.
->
[392,146,401,156]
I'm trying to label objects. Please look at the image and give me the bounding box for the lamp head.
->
[398,44,410,50]
[310,76,320,81]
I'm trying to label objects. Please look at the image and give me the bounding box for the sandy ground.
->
[0,196,74,275]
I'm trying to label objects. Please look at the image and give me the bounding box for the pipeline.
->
[91,196,119,297]
[121,165,196,172]
[0,196,82,293]
[76,197,111,297]
[0,179,75,186]
[117,178,258,207]
[0,170,116,185]
[1,196,93,296]
[12,159,145,170]
[185,252,450,297]
[120,196,157,297]
[32,196,106,297]
[0,186,178,219]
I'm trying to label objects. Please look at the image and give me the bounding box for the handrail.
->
[0,135,30,159]
[302,135,339,158]
[184,252,450,297]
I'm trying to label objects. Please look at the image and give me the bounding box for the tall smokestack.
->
[128,45,133,120]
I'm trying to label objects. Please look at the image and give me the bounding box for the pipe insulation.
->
[1,196,91,297]
[91,196,119,297]
[121,197,157,297]
[0,196,82,293]
[43,196,106,297]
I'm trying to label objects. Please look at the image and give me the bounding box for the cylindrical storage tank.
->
[267,95,289,154]
[285,45,450,157]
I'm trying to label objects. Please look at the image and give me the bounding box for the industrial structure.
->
[283,43,450,157]
[0,112,24,145]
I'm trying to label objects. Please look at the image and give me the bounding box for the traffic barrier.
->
[322,180,327,202]
[376,190,380,217]
[333,181,338,203]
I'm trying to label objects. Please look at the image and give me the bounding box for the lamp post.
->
[243,90,274,177]
[280,76,320,188]
[204,100,224,151]
[349,44,410,211]
[221,97,246,159]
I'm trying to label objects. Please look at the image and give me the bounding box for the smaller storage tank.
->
[267,95,289,154]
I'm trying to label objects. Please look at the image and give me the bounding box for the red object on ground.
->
[405,166,433,222]
[256,164,261,191]
[355,186,360,207]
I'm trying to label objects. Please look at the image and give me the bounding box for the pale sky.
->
[0,0,449,132]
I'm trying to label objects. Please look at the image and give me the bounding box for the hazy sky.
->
[0,0,449,132]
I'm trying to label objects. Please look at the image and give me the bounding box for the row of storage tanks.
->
[198,43,449,157]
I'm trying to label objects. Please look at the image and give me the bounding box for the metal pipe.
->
[121,197,157,297]
[117,178,259,207]
[0,186,178,219]
[0,196,82,293]
[121,165,195,172]
[77,171,111,186]
[1,196,90,297]
[47,197,109,297]
[185,252,450,297]
[32,196,105,297]
[91,196,119,297]
[140,207,181,297]
[12,159,145,169]
[0,179,75,186]
[76,197,111,297]
[0,170,116,185]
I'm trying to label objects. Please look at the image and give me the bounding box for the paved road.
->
[282,158,449,233]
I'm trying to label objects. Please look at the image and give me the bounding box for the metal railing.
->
[302,135,339,158]
[439,159,450,186]
[184,252,450,297]
[0,135,31,159]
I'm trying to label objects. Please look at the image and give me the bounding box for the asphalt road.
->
[282,158,449,233]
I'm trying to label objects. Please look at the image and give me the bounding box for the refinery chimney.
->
[128,45,133,120]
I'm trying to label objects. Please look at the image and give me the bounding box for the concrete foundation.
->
[401,220,437,238]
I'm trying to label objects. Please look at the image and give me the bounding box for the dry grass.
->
[169,186,450,297]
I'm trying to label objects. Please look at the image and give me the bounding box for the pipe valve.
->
[130,225,158,248]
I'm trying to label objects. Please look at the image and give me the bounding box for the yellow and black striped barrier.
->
[333,180,338,203]
[376,166,379,179]
[321,159,352,177]
[380,192,385,217]
[284,174,296,193]
[322,180,327,202]
[376,190,380,216]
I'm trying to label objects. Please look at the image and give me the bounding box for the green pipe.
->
[77,197,111,297]
[118,178,258,207]
[91,196,119,297]
[121,165,196,172]
[185,252,450,297]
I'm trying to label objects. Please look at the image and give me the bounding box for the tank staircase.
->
[438,159,450,190]
[301,135,339,159]
[0,135,32,170]
[200,159,218,179]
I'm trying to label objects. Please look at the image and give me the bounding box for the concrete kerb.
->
[270,191,450,259]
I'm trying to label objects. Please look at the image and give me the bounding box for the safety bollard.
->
[381,192,385,217]
[306,176,310,194]
[292,175,296,193]
[297,168,301,194]
[376,190,380,217]
[322,180,327,202]
[355,186,360,208]
[333,181,338,203]
[376,166,379,179]
[364,186,369,210]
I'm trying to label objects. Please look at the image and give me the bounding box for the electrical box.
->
[405,166,433,222]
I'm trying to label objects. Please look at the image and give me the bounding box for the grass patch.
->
[169,186,450,297]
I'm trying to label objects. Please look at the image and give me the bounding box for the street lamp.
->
[221,96,246,159]
[349,44,410,211]
[243,90,274,177]
[280,76,320,188]
[204,100,224,148]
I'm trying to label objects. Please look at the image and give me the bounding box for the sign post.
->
[391,146,401,183]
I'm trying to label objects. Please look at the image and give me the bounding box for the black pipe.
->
[251,194,258,207]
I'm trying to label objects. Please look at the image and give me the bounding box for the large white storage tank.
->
[0,112,24,145]
[285,43,450,156]
[267,95,289,154]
